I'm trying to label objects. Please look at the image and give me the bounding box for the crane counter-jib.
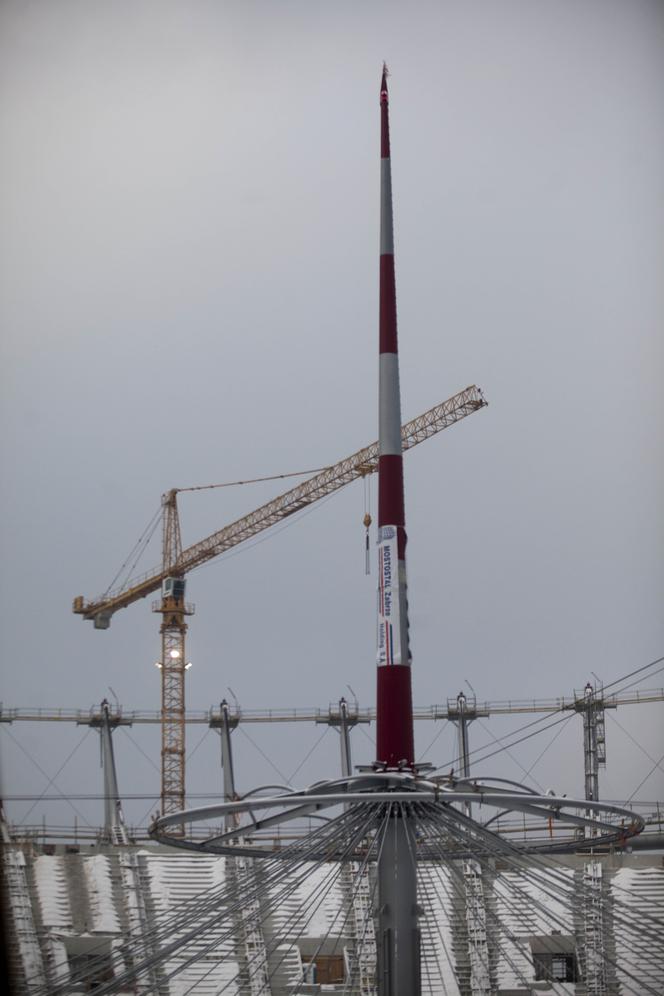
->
[73,385,487,626]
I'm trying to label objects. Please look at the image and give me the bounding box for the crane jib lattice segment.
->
[73,386,486,623]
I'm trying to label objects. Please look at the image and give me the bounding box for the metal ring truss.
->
[149,772,644,859]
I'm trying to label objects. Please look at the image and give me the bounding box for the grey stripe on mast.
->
[380,159,394,255]
[379,353,403,456]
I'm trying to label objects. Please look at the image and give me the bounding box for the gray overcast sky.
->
[1,0,662,830]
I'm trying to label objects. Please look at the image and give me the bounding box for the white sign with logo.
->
[376,525,401,666]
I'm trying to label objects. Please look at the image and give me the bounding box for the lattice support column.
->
[228,850,272,995]
[342,861,377,995]
[581,861,608,996]
[463,860,492,996]
[1,843,46,993]
[117,850,162,996]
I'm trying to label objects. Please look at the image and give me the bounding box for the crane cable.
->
[363,471,372,575]
[602,654,664,696]
[0,724,93,827]
[176,467,331,493]
[101,468,332,597]
[102,503,162,597]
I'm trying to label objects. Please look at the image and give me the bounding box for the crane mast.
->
[154,491,193,822]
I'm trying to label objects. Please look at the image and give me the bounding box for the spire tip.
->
[381,63,389,101]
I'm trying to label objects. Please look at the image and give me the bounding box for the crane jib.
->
[73,385,487,625]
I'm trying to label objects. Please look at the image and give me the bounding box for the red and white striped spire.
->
[376,66,415,768]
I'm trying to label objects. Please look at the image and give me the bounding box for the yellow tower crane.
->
[73,385,487,822]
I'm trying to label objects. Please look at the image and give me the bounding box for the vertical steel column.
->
[218,700,238,831]
[456,692,471,780]
[456,692,472,822]
[339,697,353,779]
[377,805,420,996]
[582,683,599,806]
[98,700,127,843]
[212,701,271,993]
[374,66,420,996]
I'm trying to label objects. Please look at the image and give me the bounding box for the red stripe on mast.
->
[379,257,398,353]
